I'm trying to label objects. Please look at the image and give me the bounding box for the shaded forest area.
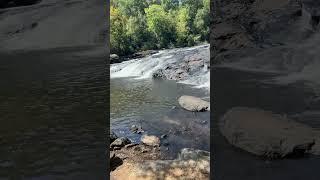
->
[111,0,209,56]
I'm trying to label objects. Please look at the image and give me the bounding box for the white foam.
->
[111,45,210,90]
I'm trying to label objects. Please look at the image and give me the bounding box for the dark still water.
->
[110,78,210,158]
[0,46,106,179]
[213,67,320,180]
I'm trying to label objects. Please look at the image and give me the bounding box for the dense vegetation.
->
[110,0,209,56]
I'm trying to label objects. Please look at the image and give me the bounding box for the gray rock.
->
[178,95,210,112]
[220,107,319,158]
[160,134,167,139]
[110,54,121,63]
[110,137,131,149]
[130,125,144,134]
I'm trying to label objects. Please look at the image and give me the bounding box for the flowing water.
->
[110,45,210,158]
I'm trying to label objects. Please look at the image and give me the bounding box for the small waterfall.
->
[110,44,210,90]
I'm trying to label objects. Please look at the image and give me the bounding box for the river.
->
[0,46,107,179]
[110,45,210,158]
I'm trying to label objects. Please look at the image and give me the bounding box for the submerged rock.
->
[220,107,320,158]
[141,135,160,147]
[178,95,210,112]
[130,125,144,134]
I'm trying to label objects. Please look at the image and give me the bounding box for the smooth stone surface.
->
[178,95,210,112]
[220,107,320,158]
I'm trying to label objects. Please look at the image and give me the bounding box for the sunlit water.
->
[110,45,210,158]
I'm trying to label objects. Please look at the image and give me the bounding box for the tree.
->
[194,4,209,41]
[110,6,132,55]
[161,0,179,11]
[175,7,190,45]
[145,4,176,48]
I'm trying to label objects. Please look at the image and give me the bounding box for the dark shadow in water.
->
[0,46,107,179]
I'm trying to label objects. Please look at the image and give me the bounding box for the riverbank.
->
[109,95,210,180]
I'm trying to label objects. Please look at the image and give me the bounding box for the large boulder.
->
[178,95,210,112]
[219,107,320,158]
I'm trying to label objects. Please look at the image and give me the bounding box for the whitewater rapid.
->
[110,44,210,90]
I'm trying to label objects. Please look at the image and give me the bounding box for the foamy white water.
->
[110,44,210,90]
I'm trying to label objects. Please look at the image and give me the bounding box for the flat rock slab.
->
[111,148,210,180]
[178,95,210,112]
[220,107,320,158]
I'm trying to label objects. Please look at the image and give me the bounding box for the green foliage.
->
[110,0,209,55]
[145,4,176,48]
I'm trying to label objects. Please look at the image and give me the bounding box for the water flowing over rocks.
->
[111,45,210,90]
[211,0,320,88]
[219,107,320,158]
[178,95,210,112]
[0,0,106,51]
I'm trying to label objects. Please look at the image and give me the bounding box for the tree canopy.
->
[110,0,209,55]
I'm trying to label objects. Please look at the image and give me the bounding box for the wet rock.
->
[110,131,118,143]
[160,134,167,139]
[130,125,144,134]
[220,107,319,158]
[179,148,210,161]
[110,137,131,149]
[211,0,310,65]
[110,54,120,63]
[141,135,160,147]
[178,95,210,112]
[152,69,166,79]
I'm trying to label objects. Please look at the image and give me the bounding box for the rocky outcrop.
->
[178,95,210,112]
[110,137,131,150]
[211,0,320,65]
[151,45,209,81]
[219,107,320,158]
[111,148,210,180]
